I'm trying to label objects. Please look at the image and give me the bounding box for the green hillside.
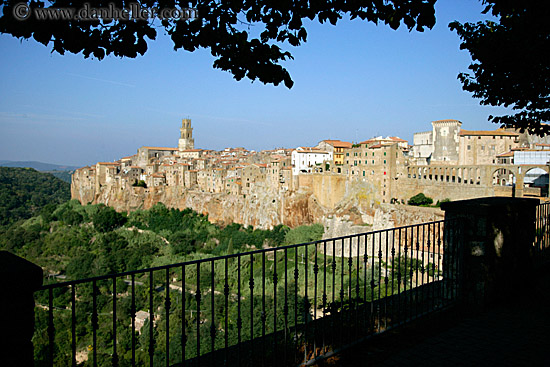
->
[0,167,71,227]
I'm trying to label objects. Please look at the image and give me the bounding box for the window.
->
[384,160,386,164]
[481,146,485,151]
[346,153,349,156]
[372,160,374,164]
[467,145,471,150]
[384,152,386,156]
[363,171,365,176]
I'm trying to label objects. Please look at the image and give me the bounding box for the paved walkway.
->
[318,268,550,366]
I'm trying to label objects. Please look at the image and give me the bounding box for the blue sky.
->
[0,0,510,166]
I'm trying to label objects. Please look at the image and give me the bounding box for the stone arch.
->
[523,166,549,193]
[492,167,516,186]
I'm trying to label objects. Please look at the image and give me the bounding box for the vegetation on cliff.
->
[1,200,327,366]
[1,200,325,278]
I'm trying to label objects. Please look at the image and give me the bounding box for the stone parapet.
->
[0,251,43,367]
[441,197,538,311]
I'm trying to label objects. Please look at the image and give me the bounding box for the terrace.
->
[1,197,548,366]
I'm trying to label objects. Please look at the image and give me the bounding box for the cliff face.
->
[71,171,443,231]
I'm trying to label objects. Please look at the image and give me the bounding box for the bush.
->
[284,223,324,245]
[435,198,451,207]
[133,180,147,188]
[408,193,433,206]
[92,206,126,232]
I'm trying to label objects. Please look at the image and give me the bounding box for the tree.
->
[92,206,127,232]
[450,1,550,135]
[0,0,436,88]
[407,193,432,206]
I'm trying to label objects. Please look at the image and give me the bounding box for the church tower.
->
[178,118,194,151]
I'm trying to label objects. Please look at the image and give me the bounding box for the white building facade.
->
[291,147,332,175]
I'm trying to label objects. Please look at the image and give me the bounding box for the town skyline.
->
[0,0,512,167]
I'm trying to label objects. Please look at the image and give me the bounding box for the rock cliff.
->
[72,172,443,232]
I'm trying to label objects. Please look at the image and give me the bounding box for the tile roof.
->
[323,140,353,148]
[296,147,329,153]
[459,129,519,137]
[142,146,178,151]
[432,119,462,124]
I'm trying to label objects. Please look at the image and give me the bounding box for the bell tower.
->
[178,118,194,151]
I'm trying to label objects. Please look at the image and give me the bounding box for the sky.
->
[0,0,511,167]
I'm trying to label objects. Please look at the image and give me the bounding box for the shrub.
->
[133,180,147,188]
[408,193,433,206]
[92,206,126,232]
[284,223,324,245]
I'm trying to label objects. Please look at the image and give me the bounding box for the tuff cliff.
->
[72,170,443,231]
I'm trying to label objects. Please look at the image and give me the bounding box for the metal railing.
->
[535,202,550,266]
[33,218,463,367]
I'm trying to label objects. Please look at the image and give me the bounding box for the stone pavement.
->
[317,267,550,367]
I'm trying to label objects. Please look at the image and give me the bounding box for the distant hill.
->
[0,160,79,171]
[0,167,71,226]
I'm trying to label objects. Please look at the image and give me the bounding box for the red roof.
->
[322,140,353,148]
[142,146,178,151]
[459,129,519,137]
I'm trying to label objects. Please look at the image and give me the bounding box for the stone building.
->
[411,120,521,166]
[458,129,519,165]
[316,140,352,168]
[431,119,462,163]
[344,141,406,203]
[121,166,143,185]
[184,170,198,189]
[411,131,433,165]
[178,118,194,151]
[136,147,179,167]
[267,155,292,191]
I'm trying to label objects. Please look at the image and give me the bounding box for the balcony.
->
[1,197,548,366]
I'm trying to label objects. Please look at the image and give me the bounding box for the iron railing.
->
[33,218,463,367]
[535,202,550,266]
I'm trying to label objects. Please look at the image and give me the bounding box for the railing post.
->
[441,197,538,311]
[0,251,43,367]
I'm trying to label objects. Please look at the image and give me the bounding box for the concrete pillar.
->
[441,197,538,311]
[0,251,43,367]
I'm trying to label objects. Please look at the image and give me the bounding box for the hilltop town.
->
[71,119,550,230]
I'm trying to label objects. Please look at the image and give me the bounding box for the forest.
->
[0,167,70,227]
